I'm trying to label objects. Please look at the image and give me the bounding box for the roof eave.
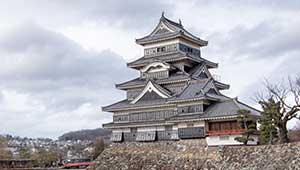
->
[127,55,202,69]
[215,82,230,90]
[202,59,218,68]
[136,32,208,47]
[167,95,219,104]
[101,106,113,112]
[102,103,177,112]
[116,78,191,90]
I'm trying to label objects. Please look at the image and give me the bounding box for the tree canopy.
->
[258,76,300,143]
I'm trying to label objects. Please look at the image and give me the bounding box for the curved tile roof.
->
[136,14,208,46]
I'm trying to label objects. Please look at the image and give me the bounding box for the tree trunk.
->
[244,133,250,145]
[278,122,289,143]
[268,130,273,145]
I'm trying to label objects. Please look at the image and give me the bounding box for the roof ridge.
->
[162,15,183,28]
[202,77,213,90]
[233,98,262,113]
[174,80,191,98]
[102,99,128,111]
[150,80,172,95]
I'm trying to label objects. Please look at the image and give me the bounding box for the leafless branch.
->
[264,79,292,109]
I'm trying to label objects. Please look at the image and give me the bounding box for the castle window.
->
[157,46,166,53]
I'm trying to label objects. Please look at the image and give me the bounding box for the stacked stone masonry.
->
[87,141,300,170]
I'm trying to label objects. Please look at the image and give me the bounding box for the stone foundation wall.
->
[88,140,300,170]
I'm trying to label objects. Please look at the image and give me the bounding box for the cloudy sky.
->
[0,0,299,139]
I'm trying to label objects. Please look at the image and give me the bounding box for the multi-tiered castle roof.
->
[102,13,260,144]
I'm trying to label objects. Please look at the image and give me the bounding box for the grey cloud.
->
[0,0,173,29]
[0,22,131,81]
[239,54,300,105]
[0,22,136,137]
[194,0,300,11]
[205,21,300,61]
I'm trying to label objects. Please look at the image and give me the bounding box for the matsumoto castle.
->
[102,13,260,146]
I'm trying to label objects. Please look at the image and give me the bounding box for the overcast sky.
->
[0,0,299,139]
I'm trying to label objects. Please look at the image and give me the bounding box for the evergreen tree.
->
[234,109,257,145]
[258,77,300,143]
[259,98,279,144]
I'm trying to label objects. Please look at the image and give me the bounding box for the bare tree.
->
[258,76,300,143]
[91,138,105,160]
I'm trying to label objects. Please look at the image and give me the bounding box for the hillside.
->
[58,128,111,141]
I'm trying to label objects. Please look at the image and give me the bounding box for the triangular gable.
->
[193,64,213,80]
[150,20,175,36]
[131,81,171,104]
[138,91,163,102]
[207,88,218,95]
[203,79,221,95]
[198,71,209,79]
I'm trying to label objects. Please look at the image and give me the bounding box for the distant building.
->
[102,13,260,146]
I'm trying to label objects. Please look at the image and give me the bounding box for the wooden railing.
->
[206,129,244,135]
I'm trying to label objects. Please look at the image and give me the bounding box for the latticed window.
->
[127,110,174,122]
[144,44,178,56]
[208,121,240,131]
[156,46,165,52]
[178,105,203,113]
[179,43,201,56]
[144,71,169,79]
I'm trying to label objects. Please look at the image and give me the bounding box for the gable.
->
[151,22,174,36]
[138,91,163,102]
[198,71,209,79]
[131,81,171,104]
[155,27,170,35]
[193,64,213,80]
[207,88,218,95]
[203,79,221,95]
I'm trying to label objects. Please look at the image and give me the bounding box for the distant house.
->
[102,13,260,146]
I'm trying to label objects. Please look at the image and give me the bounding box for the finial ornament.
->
[179,19,182,25]
[162,11,165,17]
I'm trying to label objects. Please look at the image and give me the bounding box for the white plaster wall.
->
[206,135,258,146]
[194,121,205,127]
[144,39,179,48]
[144,39,200,49]
[178,123,187,128]
[156,126,165,131]
[112,129,122,133]
[112,128,131,133]
[172,121,205,130]
[172,125,178,130]
[137,127,157,132]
